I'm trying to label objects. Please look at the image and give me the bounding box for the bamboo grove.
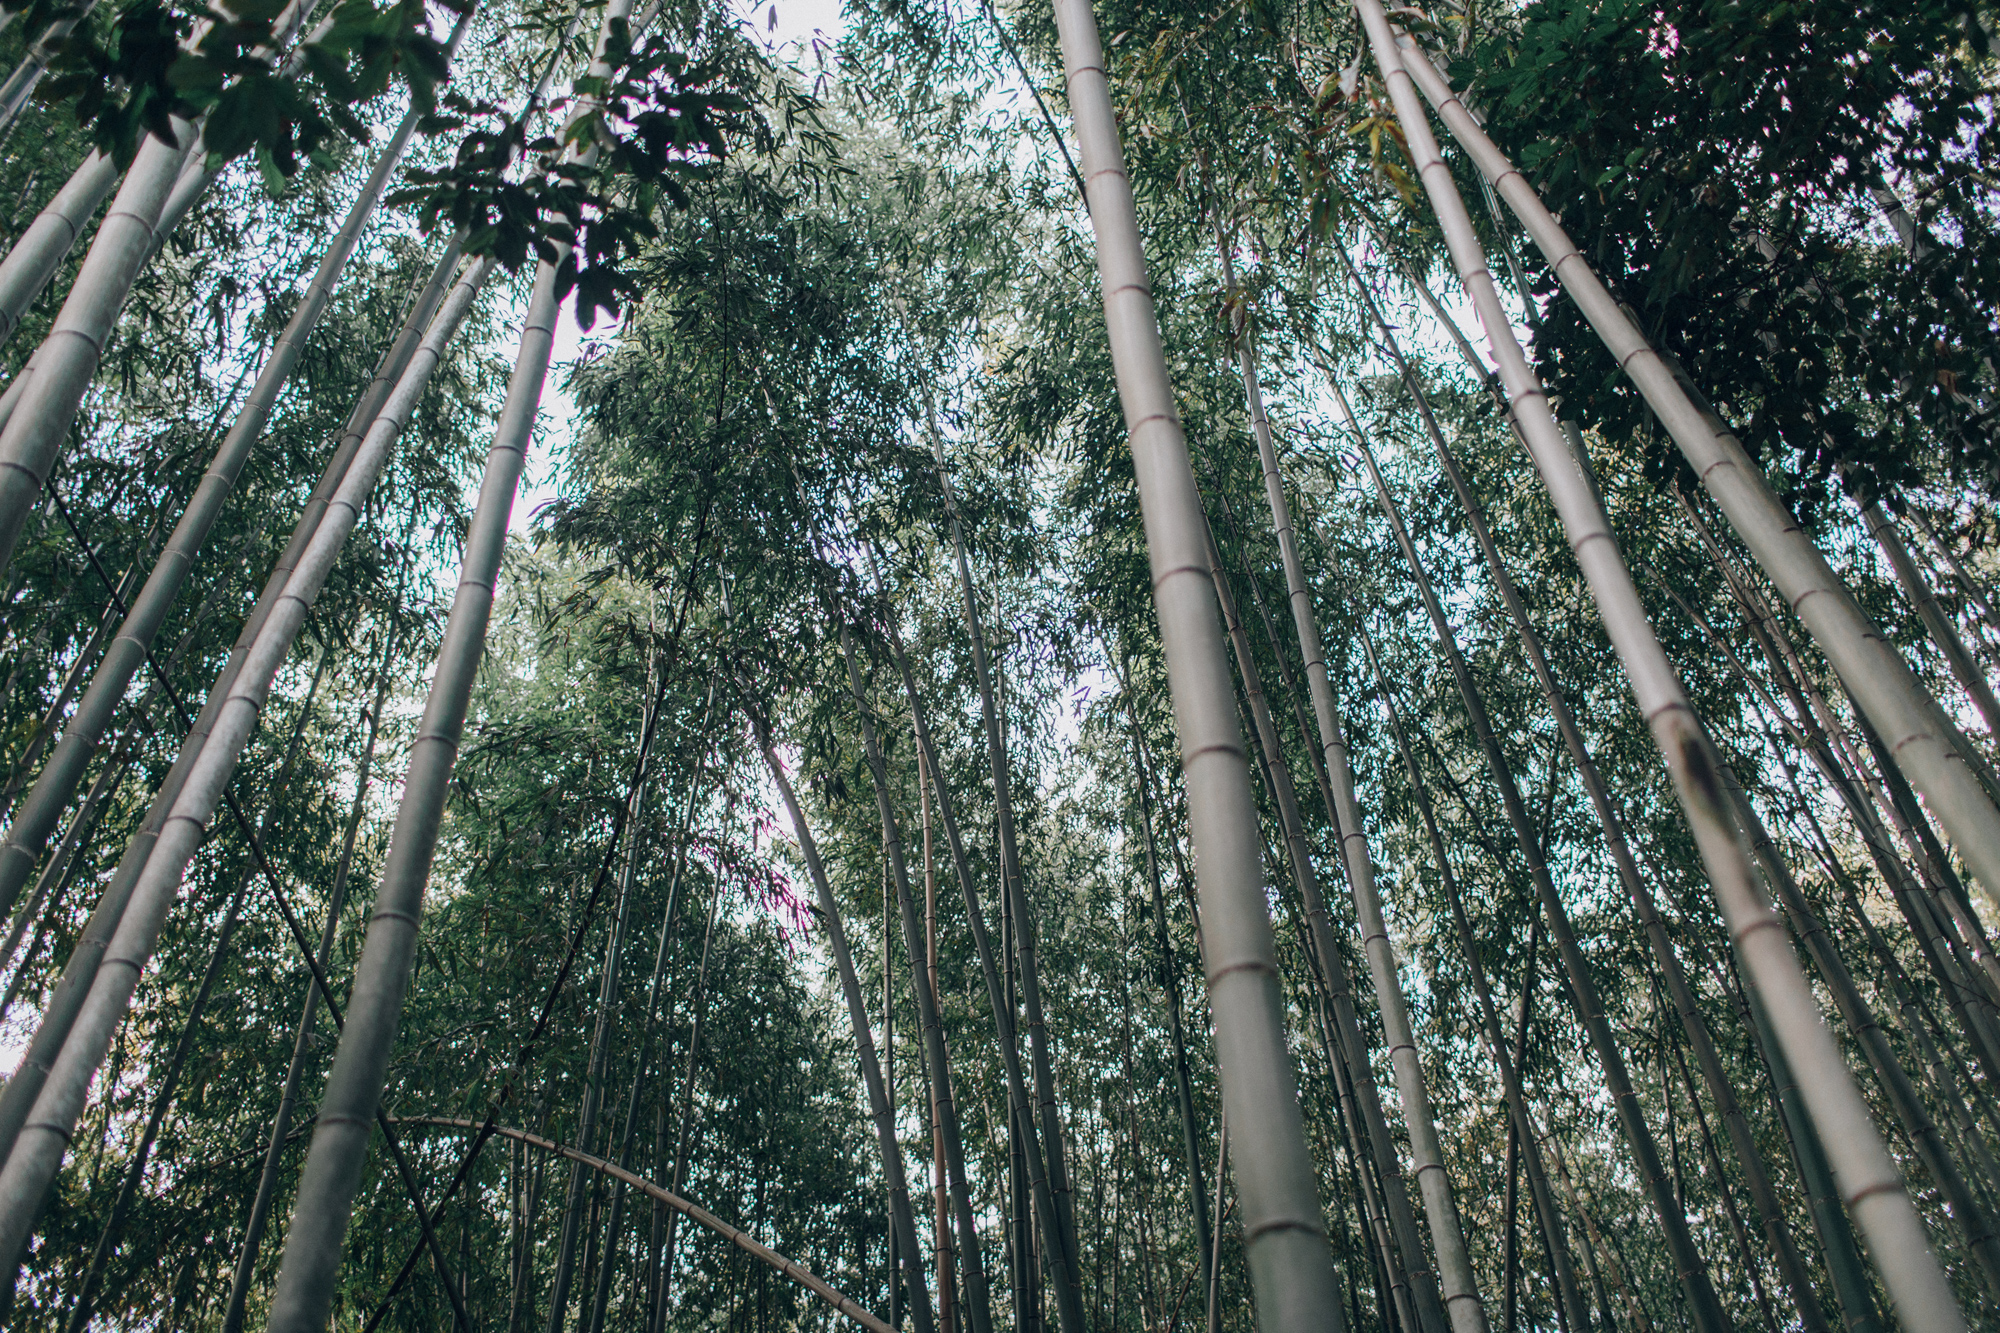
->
[0,0,1990,1327]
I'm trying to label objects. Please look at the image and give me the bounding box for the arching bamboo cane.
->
[1355,4,1966,1327]
[0,252,486,1189]
[1046,0,1344,1322]
[219,651,396,1333]
[0,60,470,928]
[838,620,998,1333]
[748,700,937,1333]
[1336,256,1834,1333]
[392,1116,896,1333]
[1354,622,1594,1333]
[1393,28,2000,922]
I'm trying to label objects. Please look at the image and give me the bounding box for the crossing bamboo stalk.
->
[62,648,326,1333]
[1046,0,1344,1321]
[1393,27,2000,923]
[394,1116,896,1333]
[1357,5,1966,1325]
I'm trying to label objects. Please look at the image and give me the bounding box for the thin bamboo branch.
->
[393,1116,895,1333]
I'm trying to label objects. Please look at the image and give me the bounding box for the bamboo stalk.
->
[1045,0,1343,1321]
[0,66,470,928]
[653,866,724,1319]
[1204,519,1437,1333]
[0,0,100,133]
[1356,5,1965,1326]
[921,418,1083,1312]
[545,666,665,1333]
[0,249,488,1221]
[1394,28,2000,922]
[749,701,937,1333]
[1337,258,1832,1333]
[1857,496,2000,746]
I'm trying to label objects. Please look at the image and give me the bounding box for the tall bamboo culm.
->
[1215,235,1487,1333]
[0,14,470,929]
[750,705,938,1333]
[1353,3,1966,1328]
[1046,0,1344,1323]
[1393,29,2000,921]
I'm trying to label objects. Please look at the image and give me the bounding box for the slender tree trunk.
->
[546,665,663,1333]
[747,702,937,1333]
[1354,8,1962,1326]
[586,678,720,1333]
[922,752,959,1333]
[1044,1,1343,1320]
[1108,651,1210,1281]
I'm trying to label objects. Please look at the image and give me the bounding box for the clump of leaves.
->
[392,18,763,329]
[41,0,457,181]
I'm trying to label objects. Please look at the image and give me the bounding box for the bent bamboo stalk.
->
[1353,2,1967,1328]
[390,1116,895,1333]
